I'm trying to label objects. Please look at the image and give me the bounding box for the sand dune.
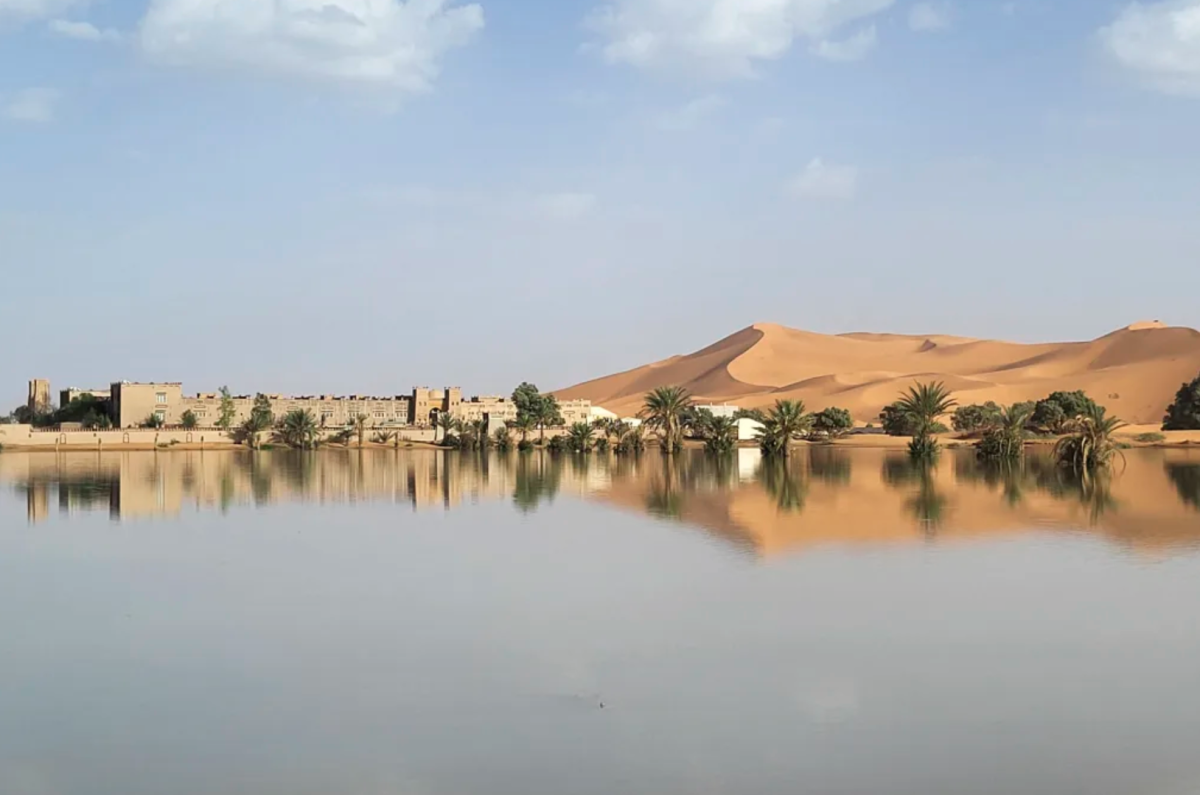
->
[555,321,1200,425]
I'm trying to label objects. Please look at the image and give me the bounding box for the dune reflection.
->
[3,447,1200,558]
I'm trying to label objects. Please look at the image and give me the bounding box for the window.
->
[156,393,168,404]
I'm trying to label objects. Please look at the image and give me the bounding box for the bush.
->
[952,402,1002,434]
[879,403,916,436]
[1135,432,1166,444]
[517,439,534,452]
[1033,391,1098,433]
[812,407,854,438]
[1163,373,1200,431]
[547,436,567,453]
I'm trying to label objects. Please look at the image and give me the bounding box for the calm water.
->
[3,447,1200,795]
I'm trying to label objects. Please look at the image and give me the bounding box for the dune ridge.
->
[554,321,1200,425]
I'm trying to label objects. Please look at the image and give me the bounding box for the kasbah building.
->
[31,380,600,430]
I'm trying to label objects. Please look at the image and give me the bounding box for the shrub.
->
[1135,432,1166,444]
[547,435,567,453]
[879,403,917,436]
[1163,372,1200,431]
[812,407,854,438]
[517,439,535,452]
[1033,391,1099,434]
[952,402,1002,434]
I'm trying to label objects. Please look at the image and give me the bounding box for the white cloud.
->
[0,0,80,20]
[653,93,724,130]
[3,87,60,123]
[536,192,597,220]
[908,1,950,31]
[586,0,894,77]
[139,0,485,93]
[786,157,858,200]
[810,24,876,61]
[1100,0,1200,96]
[48,18,119,41]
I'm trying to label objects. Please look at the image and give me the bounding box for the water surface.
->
[3,448,1200,795]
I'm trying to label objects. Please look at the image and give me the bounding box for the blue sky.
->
[3,0,1200,405]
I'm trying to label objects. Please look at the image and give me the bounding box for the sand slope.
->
[555,321,1200,425]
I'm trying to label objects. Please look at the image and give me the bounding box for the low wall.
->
[0,424,238,448]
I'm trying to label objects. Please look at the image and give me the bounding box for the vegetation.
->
[1032,391,1098,434]
[640,386,693,454]
[142,413,165,429]
[811,407,853,439]
[614,422,646,455]
[975,403,1033,461]
[216,386,237,431]
[755,399,811,458]
[251,394,274,432]
[1053,404,1127,474]
[353,414,369,448]
[546,435,567,454]
[512,382,563,443]
[1163,372,1200,431]
[373,430,398,445]
[1134,432,1166,444]
[879,403,918,436]
[894,381,957,460]
[274,409,320,450]
[702,415,739,454]
[437,413,460,445]
[9,395,112,429]
[493,426,513,451]
[566,422,594,453]
[952,402,1002,434]
[510,414,536,448]
[180,410,199,430]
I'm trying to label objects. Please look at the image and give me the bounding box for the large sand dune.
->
[555,321,1200,425]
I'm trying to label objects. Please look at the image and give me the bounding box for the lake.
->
[3,447,1200,795]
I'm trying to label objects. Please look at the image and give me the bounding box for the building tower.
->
[27,379,51,414]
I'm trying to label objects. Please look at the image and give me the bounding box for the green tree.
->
[216,386,237,431]
[755,399,811,458]
[879,403,918,436]
[251,394,274,431]
[895,381,957,460]
[352,414,369,447]
[437,413,460,446]
[535,395,563,443]
[180,410,199,430]
[640,386,693,454]
[493,426,513,451]
[952,402,1003,434]
[511,414,536,450]
[566,422,594,453]
[703,415,739,454]
[812,407,853,438]
[274,409,319,450]
[143,413,165,429]
[1033,391,1099,433]
[1163,372,1200,431]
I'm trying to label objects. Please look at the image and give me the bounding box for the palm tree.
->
[704,415,739,454]
[238,413,271,449]
[755,400,811,458]
[373,429,398,446]
[353,414,369,448]
[1054,404,1127,475]
[895,382,957,460]
[437,413,460,444]
[274,409,319,450]
[977,403,1033,461]
[640,386,693,454]
[615,422,646,455]
[511,415,536,448]
[493,426,513,451]
[567,422,594,453]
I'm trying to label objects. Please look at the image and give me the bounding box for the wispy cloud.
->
[586,0,894,77]
[1100,0,1200,97]
[908,1,952,31]
[48,18,121,42]
[786,158,859,201]
[811,25,877,62]
[3,87,61,123]
[139,0,484,94]
[653,94,724,131]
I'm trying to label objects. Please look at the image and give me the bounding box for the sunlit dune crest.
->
[554,322,1200,425]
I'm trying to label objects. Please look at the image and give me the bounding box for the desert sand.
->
[555,321,1200,426]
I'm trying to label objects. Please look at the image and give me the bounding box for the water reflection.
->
[3,446,1200,556]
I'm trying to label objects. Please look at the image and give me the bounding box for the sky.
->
[3,0,1200,405]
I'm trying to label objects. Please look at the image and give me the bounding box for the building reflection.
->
[4,447,1200,558]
